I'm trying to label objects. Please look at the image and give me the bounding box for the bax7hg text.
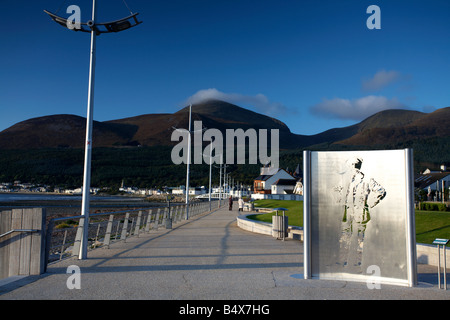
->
[179,304,270,317]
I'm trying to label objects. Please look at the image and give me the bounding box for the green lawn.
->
[248,199,303,227]
[248,200,450,244]
[415,210,450,244]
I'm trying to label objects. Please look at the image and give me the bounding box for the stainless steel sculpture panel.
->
[304,149,417,287]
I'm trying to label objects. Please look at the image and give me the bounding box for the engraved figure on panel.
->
[333,157,386,271]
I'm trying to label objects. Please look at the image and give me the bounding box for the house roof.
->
[414,172,450,189]
[254,175,273,181]
[273,179,297,186]
[293,164,301,178]
[254,168,295,181]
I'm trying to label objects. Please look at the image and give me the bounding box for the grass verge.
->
[247,199,303,227]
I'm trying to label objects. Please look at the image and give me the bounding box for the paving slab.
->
[0,205,449,300]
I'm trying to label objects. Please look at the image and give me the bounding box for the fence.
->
[44,199,226,269]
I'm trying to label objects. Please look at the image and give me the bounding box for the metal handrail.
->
[49,203,191,223]
[43,199,227,268]
[0,229,40,239]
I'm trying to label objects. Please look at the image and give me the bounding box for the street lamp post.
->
[173,104,205,220]
[185,104,192,219]
[79,0,97,260]
[204,138,213,211]
[45,1,142,260]
[213,154,225,208]
[219,154,222,206]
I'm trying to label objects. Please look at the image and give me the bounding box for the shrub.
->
[55,219,78,229]
[420,202,449,212]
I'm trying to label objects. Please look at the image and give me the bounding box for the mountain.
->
[0,101,448,187]
[0,114,138,149]
[0,100,448,151]
[337,107,450,146]
[105,99,294,148]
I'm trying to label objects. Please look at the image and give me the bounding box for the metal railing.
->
[44,199,227,268]
[0,229,40,239]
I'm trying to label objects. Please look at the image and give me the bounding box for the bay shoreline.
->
[0,193,201,221]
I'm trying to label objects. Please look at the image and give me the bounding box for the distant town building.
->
[415,164,450,201]
[253,166,295,194]
[171,186,206,196]
[415,164,450,191]
[253,163,303,198]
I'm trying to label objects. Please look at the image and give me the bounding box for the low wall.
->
[236,214,303,241]
[417,243,450,267]
[236,214,272,236]
[251,194,303,201]
[237,214,449,267]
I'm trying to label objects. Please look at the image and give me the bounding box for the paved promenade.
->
[0,204,449,300]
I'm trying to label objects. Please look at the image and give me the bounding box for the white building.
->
[271,179,297,195]
[253,167,296,194]
[252,165,303,200]
[172,186,206,195]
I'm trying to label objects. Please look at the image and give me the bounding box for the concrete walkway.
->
[0,205,449,300]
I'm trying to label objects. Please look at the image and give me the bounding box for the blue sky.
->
[1,0,449,135]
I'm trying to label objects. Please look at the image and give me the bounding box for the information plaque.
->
[433,239,449,245]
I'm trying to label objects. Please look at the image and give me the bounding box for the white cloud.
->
[362,70,401,92]
[185,88,290,116]
[310,95,406,121]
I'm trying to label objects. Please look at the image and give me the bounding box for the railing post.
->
[178,206,183,222]
[173,206,178,223]
[161,207,167,226]
[135,211,142,236]
[154,208,161,230]
[175,206,181,223]
[60,230,68,260]
[145,209,152,232]
[115,220,121,240]
[73,216,86,257]
[121,212,130,241]
[44,219,54,273]
[104,214,114,248]
[129,217,135,237]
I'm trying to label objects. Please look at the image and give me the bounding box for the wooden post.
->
[0,208,46,279]
[0,210,12,279]
[30,208,46,275]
